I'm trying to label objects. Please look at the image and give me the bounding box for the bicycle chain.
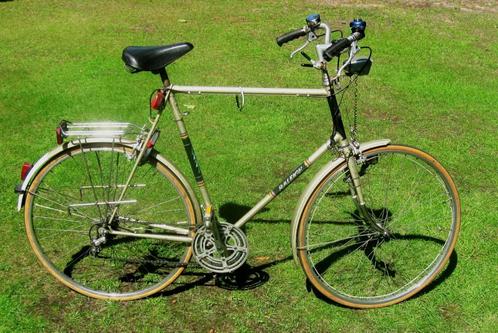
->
[351,78,359,140]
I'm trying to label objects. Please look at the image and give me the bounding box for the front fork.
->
[336,137,388,235]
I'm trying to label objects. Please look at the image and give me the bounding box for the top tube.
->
[168,85,329,97]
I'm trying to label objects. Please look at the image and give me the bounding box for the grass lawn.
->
[0,0,497,332]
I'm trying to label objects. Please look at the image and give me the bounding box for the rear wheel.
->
[296,145,460,308]
[25,142,199,300]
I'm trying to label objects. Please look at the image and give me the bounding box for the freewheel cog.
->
[193,222,248,273]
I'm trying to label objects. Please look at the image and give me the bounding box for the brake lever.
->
[290,31,318,58]
[290,41,309,58]
[331,41,361,81]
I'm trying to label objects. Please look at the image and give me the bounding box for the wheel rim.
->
[299,146,459,306]
[25,143,196,299]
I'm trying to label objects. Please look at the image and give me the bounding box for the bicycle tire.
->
[24,141,200,300]
[296,145,461,308]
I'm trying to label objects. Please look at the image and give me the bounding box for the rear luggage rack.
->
[56,120,144,144]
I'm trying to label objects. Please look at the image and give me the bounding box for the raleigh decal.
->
[274,163,307,195]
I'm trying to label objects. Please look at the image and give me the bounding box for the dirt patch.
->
[310,0,498,14]
[439,303,462,320]
[363,108,401,123]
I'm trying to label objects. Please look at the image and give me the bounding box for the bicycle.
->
[16,14,460,308]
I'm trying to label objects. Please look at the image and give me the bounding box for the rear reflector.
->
[21,162,33,180]
[56,127,63,145]
[151,90,165,110]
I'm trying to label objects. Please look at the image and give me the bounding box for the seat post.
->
[158,68,170,86]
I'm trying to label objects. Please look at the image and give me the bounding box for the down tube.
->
[234,139,331,228]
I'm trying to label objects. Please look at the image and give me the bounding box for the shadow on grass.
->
[158,202,288,295]
[216,202,290,290]
[60,201,458,304]
[163,201,459,308]
[158,253,294,297]
[307,249,459,308]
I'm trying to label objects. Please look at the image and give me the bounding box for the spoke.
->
[107,140,116,203]
[35,203,73,215]
[32,194,97,222]
[134,196,181,214]
[356,237,387,281]
[36,228,87,234]
[94,150,109,215]
[302,231,378,251]
[78,140,104,221]
[37,183,97,219]
[112,145,121,202]
[388,156,438,228]
[64,246,92,271]
[39,185,82,204]
[34,215,94,225]
[139,163,156,181]
[318,234,376,272]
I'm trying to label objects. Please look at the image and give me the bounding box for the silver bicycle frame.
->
[170,85,329,98]
[165,85,337,232]
[99,84,333,242]
[162,83,389,243]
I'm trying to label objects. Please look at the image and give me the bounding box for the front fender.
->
[16,138,136,212]
[290,139,391,264]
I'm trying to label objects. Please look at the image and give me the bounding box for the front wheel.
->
[296,145,461,308]
[24,141,200,300]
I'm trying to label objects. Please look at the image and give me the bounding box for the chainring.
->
[193,222,248,273]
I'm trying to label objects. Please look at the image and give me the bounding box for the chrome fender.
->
[290,139,391,263]
[16,139,201,224]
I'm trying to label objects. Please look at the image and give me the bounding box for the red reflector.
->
[56,127,63,145]
[21,163,33,180]
[146,139,154,149]
[151,90,165,110]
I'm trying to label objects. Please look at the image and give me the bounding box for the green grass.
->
[0,0,497,332]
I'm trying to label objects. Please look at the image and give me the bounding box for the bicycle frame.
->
[167,84,331,230]
[101,70,367,244]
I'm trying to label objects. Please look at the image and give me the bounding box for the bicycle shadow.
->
[162,201,459,306]
[59,201,458,303]
[307,249,459,307]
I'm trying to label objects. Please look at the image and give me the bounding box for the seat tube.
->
[167,92,214,210]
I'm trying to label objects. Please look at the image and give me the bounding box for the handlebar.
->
[275,16,366,66]
[323,32,364,61]
[276,28,308,46]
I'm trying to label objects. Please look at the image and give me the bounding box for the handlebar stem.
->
[318,22,331,44]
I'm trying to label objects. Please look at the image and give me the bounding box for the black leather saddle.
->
[122,42,193,73]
